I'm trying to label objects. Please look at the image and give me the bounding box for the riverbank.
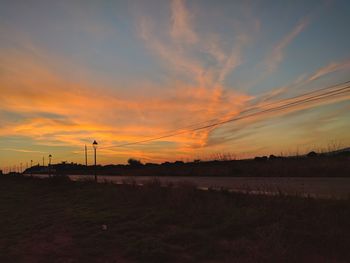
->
[1,175,349,262]
[28,174,350,199]
[25,154,350,178]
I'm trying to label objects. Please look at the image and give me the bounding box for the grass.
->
[0,175,350,262]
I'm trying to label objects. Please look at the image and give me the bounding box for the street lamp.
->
[48,154,52,177]
[92,140,98,182]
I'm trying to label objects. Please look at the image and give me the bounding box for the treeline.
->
[23,149,350,177]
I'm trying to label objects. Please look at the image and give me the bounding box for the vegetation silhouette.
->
[127,158,143,167]
[23,148,350,177]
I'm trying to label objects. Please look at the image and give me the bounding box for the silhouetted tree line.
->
[21,148,350,177]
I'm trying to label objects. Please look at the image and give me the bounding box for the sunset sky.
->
[1,0,350,169]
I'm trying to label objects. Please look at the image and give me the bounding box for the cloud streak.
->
[171,0,197,44]
[265,17,309,73]
[308,59,350,82]
[2,148,46,154]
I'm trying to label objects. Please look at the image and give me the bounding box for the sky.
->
[1,0,350,169]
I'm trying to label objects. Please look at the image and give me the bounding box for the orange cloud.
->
[136,0,261,154]
[0,42,252,163]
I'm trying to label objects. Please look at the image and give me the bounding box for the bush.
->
[127,158,143,167]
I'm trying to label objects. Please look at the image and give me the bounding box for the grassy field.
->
[0,175,350,262]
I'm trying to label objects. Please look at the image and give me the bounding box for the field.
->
[1,175,350,262]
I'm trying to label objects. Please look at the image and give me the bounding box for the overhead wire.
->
[40,80,350,162]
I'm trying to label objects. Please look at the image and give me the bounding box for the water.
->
[29,174,350,199]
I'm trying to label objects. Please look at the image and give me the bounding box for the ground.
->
[0,175,349,262]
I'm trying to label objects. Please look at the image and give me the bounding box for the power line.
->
[38,80,350,162]
[99,81,350,150]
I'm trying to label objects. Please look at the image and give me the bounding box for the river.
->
[29,174,350,199]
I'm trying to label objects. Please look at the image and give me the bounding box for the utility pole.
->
[48,154,52,177]
[43,156,45,166]
[85,144,88,166]
[92,140,98,182]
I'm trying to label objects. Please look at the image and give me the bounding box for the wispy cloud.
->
[171,0,197,44]
[308,59,350,81]
[201,76,350,151]
[265,17,309,73]
[2,148,46,154]
[217,34,248,84]
[255,58,350,104]
[0,40,251,158]
[137,0,259,150]
[139,16,204,83]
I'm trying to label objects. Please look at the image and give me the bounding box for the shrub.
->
[127,158,143,167]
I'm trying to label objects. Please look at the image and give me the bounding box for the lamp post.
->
[92,140,98,182]
[48,154,52,177]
